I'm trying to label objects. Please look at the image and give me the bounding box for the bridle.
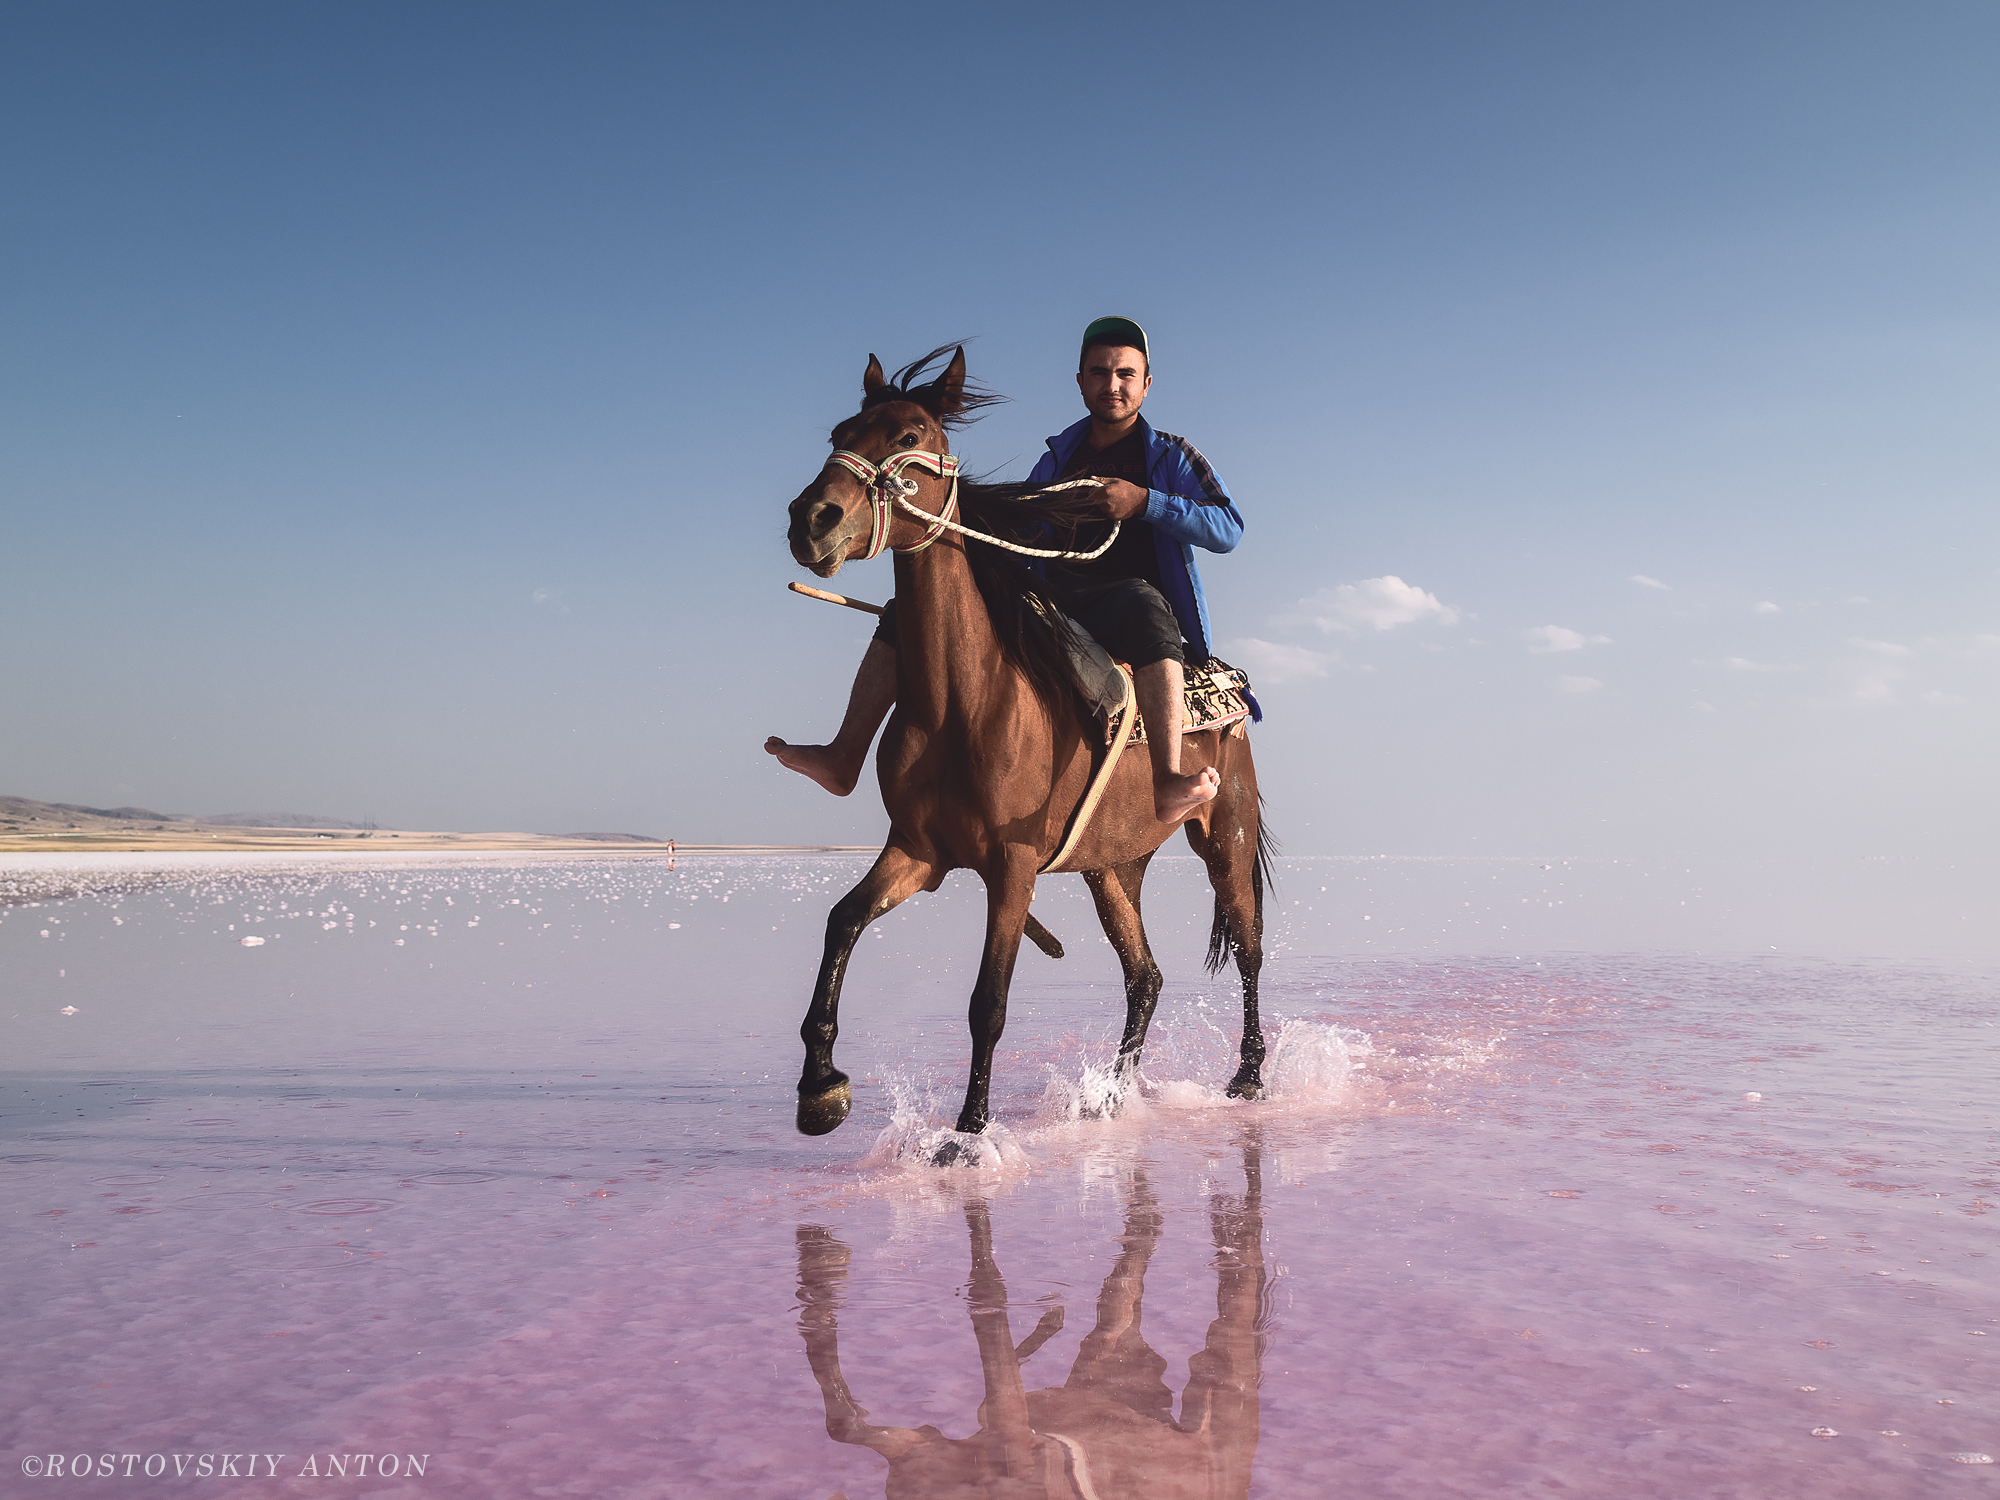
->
[826,446,963,561]
[824,447,1123,564]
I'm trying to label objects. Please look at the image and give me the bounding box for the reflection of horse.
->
[785,348,1274,1143]
[796,1139,1267,1499]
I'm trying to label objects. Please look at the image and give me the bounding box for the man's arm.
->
[1144,436,1242,554]
[1091,438,1243,552]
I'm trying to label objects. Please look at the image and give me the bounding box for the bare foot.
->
[1155,766,1220,823]
[764,737,861,796]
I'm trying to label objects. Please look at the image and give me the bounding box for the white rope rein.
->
[829,448,1122,561]
[891,478,1120,561]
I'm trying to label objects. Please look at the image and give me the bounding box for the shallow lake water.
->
[2,851,1995,1496]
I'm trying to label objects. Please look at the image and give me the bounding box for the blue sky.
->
[3,1,1994,856]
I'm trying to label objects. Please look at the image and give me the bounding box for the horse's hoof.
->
[797,1075,852,1136]
[931,1137,974,1167]
[933,1130,995,1167]
[1080,1088,1126,1121]
[1224,1070,1264,1101]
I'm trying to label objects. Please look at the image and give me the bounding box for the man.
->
[766,316,1242,823]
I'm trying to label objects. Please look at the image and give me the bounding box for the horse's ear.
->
[863,355,887,398]
[936,346,968,415]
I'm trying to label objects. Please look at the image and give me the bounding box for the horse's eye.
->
[899,433,919,447]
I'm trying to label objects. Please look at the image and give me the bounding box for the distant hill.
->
[1,795,680,852]
[0,797,184,824]
[0,796,385,832]
[2,796,184,830]
[200,812,381,830]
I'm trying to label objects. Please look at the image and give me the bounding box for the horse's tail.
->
[1205,793,1278,975]
[1256,801,1278,914]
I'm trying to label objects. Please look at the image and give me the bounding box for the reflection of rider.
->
[796,1138,1267,1499]
[766,317,1244,825]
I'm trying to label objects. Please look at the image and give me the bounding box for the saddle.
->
[1038,624,1261,876]
[1059,625,1261,746]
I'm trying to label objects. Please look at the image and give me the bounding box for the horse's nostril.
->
[808,500,843,539]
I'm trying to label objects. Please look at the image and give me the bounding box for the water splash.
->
[856,1084,1030,1172]
[1149,1076,1234,1108]
[1036,1057,1138,1124]
[1265,1017,1369,1102]
[1028,1014,1374,1119]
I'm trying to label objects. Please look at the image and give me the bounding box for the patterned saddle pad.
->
[1111,655,1259,747]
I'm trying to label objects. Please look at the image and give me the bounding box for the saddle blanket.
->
[1110,656,1259,747]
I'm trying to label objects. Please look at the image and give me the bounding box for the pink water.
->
[3,853,1995,1496]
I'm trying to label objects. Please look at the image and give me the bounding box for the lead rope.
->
[827,449,1121,561]
[890,478,1120,561]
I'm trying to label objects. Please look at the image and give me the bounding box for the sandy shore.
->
[1,794,882,855]
[0,829,875,855]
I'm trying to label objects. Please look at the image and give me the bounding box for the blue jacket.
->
[1027,414,1242,662]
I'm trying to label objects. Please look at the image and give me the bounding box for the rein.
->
[827,448,1122,562]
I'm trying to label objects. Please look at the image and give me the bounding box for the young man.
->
[766,316,1243,822]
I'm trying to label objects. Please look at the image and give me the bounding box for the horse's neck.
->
[892,542,1012,729]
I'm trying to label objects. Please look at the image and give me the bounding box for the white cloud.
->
[1721,656,1774,672]
[1524,624,1611,654]
[1846,639,1914,703]
[1630,575,1670,590]
[1221,637,1337,684]
[1556,676,1603,694]
[1921,691,1968,707]
[1753,601,1782,614]
[531,587,561,606]
[1844,596,1871,606]
[1284,576,1459,635]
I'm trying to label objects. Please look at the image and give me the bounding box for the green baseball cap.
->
[1080,315,1148,358]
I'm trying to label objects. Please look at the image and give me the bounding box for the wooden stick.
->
[788,581,885,616]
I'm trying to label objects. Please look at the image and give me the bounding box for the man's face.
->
[1077,344,1152,425]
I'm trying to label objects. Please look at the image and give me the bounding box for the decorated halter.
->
[826,447,963,560]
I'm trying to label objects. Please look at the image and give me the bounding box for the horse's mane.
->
[862,343,1005,428]
[857,345,1118,714]
[955,479,1116,715]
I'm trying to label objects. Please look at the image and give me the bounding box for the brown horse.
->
[784,346,1273,1145]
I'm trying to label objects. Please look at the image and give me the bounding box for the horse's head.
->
[787,346,976,577]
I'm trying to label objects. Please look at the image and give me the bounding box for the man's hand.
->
[1090,478,1149,520]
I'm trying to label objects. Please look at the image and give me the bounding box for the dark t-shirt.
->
[1053,427,1163,591]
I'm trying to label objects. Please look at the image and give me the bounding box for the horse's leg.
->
[798,845,936,1136]
[1177,1132,1266,1460]
[953,861,1036,1138]
[963,1200,1038,1467]
[1082,852,1163,1093]
[795,1225,928,1461]
[1062,1165,1172,1420]
[1187,757,1267,1100]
